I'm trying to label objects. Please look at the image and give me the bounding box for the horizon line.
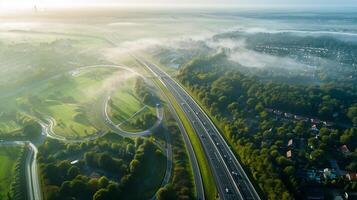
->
[1,3,357,13]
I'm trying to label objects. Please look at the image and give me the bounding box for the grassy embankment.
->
[0,34,110,137]
[39,68,114,138]
[140,57,218,200]
[0,146,23,199]
[177,82,266,198]
[108,75,157,132]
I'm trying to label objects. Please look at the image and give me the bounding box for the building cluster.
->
[267,109,356,199]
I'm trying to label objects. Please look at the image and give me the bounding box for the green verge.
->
[0,145,22,199]
[154,78,218,200]
[156,89,196,198]
[177,81,266,198]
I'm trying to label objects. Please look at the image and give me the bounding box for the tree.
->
[70,178,90,199]
[340,128,357,149]
[156,185,176,200]
[46,185,60,200]
[98,176,109,189]
[84,152,96,167]
[67,166,80,179]
[348,106,357,124]
[23,121,41,138]
[135,137,144,148]
[99,153,115,171]
[283,166,296,176]
[310,149,326,165]
[346,162,357,171]
[126,144,135,155]
[129,159,140,173]
[93,188,109,200]
[59,181,72,197]
[88,178,99,192]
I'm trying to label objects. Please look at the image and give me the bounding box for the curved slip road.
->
[0,29,192,200]
[0,62,169,200]
[38,64,170,200]
[103,94,164,137]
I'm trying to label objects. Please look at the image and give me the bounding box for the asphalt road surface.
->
[137,56,261,200]
[146,65,205,200]
[26,142,42,200]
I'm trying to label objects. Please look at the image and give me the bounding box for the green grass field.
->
[0,31,161,139]
[0,32,114,139]
[0,145,22,199]
[0,65,149,139]
[38,68,117,138]
[108,77,143,124]
[118,106,156,132]
[48,104,97,138]
[0,121,22,134]
[108,76,157,132]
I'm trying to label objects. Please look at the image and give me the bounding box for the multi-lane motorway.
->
[26,142,42,200]
[138,56,261,200]
[0,140,42,200]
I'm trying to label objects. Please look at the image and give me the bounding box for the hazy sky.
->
[2,0,357,9]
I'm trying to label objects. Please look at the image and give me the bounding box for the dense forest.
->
[38,133,166,200]
[177,54,357,199]
[156,122,195,200]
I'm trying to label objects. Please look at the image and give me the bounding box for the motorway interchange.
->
[0,56,261,200]
[0,63,169,200]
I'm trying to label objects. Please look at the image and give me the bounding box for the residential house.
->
[287,139,294,148]
[284,112,293,118]
[346,173,357,181]
[311,118,322,124]
[340,145,352,156]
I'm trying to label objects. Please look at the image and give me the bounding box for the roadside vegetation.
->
[150,67,218,200]
[38,133,166,200]
[0,145,27,200]
[177,54,357,199]
[9,145,28,200]
[156,110,195,200]
[0,113,41,140]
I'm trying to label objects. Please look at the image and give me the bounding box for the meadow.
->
[0,30,157,139]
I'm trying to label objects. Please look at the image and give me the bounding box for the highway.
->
[26,142,42,200]
[0,140,42,200]
[137,56,261,200]
[148,65,205,200]
[0,29,202,200]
